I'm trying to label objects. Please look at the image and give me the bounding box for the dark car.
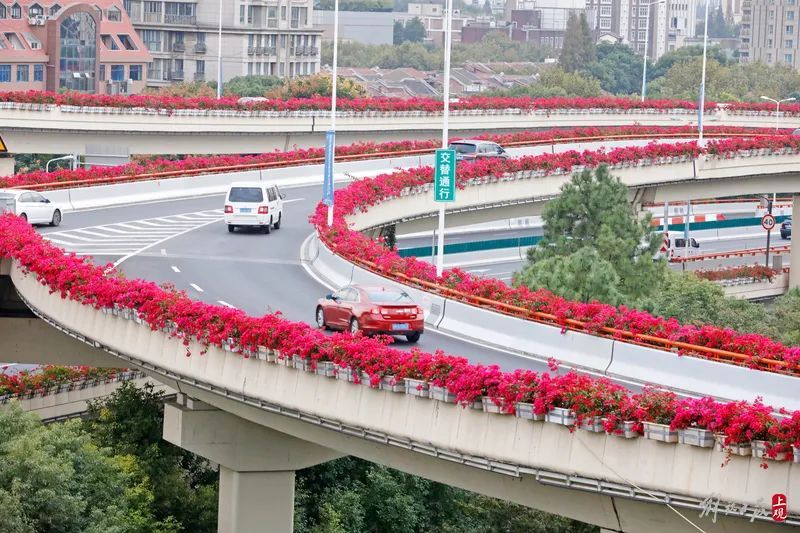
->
[781,218,792,239]
[316,285,424,342]
[449,140,508,162]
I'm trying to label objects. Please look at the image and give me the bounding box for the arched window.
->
[0,5,7,19]
[50,4,61,16]
[59,12,97,93]
[11,3,21,19]
[28,3,43,16]
[107,5,121,21]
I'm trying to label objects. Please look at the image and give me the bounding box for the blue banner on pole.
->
[323,129,335,206]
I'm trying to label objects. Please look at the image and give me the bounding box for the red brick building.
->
[0,1,151,93]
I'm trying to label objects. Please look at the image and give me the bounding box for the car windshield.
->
[449,143,476,154]
[229,187,263,202]
[366,291,414,304]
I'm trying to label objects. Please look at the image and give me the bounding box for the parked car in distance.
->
[781,218,792,239]
[0,189,62,226]
[449,140,508,162]
[316,285,424,342]
[224,181,284,234]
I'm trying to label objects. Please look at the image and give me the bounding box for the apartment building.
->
[739,0,800,69]
[122,0,322,86]
[0,1,150,94]
[586,0,698,60]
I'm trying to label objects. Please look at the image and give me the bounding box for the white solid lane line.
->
[190,283,204,293]
[218,300,236,308]
[171,266,181,273]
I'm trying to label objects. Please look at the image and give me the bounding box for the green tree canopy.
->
[316,0,392,11]
[224,75,284,97]
[514,166,665,304]
[559,12,595,73]
[582,42,642,95]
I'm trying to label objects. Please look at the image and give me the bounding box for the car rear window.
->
[449,143,476,154]
[366,291,414,304]
[0,193,14,213]
[229,187,263,202]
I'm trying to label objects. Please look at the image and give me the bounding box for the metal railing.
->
[169,70,185,81]
[165,14,196,25]
[193,71,205,81]
[143,11,162,23]
[194,42,207,53]
[171,42,185,52]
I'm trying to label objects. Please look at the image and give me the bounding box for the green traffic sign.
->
[434,149,455,202]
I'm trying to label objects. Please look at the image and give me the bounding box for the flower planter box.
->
[379,375,404,393]
[267,350,278,363]
[793,446,800,464]
[429,385,456,403]
[256,346,269,361]
[403,378,429,398]
[714,435,751,456]
[277,356,293,367]
[0,394,9,404]
[642,422,678,443]
[751,440,791,461]
[314,361,336,378]
[222,338,236,352]
[545,407,576,426]
[469,397,484,410]
[605,420,638,439]
[292,356,312,372]
[359,372,374,387]
[481,397,505,414]
[58,383,71,393]
[334,365,353,382]
[580,416,604,433]
[133,311,144,325]
[515,402,545,421]
[679,427,714,448]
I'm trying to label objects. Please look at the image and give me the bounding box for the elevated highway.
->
[2,131,800,532]
[0,102,796,154]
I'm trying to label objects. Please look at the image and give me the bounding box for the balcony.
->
[194,71,205,81]
[165,14,197,25]
[147,69,163,81]
[171,42,185,52]
[247,46,256,55]
[194,42,207,54]
[309,46,318,56]
[169,70,184,81]
[143,12,162,23]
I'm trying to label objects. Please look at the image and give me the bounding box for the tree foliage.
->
[394,17,426,44]
[696,6,739,38]
[142,81,217,98]
[582,42,642,95]
[486,66,603,98]
[264,74,366,98]
[316,0,392,11]
[559,12,595,73]
[514,166,665,305]
[224,75,284,97]
[0,404,179,533]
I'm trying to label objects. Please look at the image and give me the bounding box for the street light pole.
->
[435,0,454,277]
[640,0,665,102]
[760,95,797,132]
[698,0,710,143]
[45,155,75,173]
[216,0,223,99]
[326,0,340,228]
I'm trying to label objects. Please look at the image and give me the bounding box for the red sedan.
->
[316,285,424,342]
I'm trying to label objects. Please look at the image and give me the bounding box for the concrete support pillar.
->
[163,395,342,533]
[219,468,295,533]
[791,194,800,290]
[0,155,15,176]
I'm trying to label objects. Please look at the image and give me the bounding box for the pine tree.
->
[559,12,596,73]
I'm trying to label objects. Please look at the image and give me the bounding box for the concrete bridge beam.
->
[163,394,342,533]
[791,194,800,290]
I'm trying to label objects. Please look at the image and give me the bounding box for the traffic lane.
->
[120,246,555,374]
[399,228,544,250]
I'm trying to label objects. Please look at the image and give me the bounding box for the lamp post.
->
[698,0,710,143]
[760,95,796,132]
[324,0,341,227]
[45,154,76,173]
[216,0,223,98]
[435,0,454,277]
[640,0,665,102]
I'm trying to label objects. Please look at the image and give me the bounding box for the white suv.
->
[224,182,284,234]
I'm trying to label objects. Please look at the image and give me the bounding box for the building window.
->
[239,5,245,23]
[196,60,204,74]
[790,11,796,21]
[11,3,21,19]
[130,64,141,80]
[599,18,611,29]
[638,6,648,16]
[110,64,124,81]
[99,64,105,80]
[33,63,43,81]
[118,34,136,50]
[786,39,794,48]
[141,29,161,51]
[267,7,277,27]
[16,63,28,81]
[102,34,119,50]
[0,5,5,18]
[59,12,97,92]
[638,30,646,41]
[786,53,794,63]
[0,65,11,82]
[50,4,61,16]
[108,6,122,21]
[787,25,794,34]
[600,5,611,16]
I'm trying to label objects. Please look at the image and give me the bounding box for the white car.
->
[0,189,62,226]
[223,181,284,233]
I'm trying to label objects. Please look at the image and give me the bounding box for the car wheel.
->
[273,213,282,230]
[50,209,62,227]
[349,317,360,334]
[316,307,327,330]
[227,225,235,233]
[264,218,272,234]
[20,213,27,223]
[405,332,421,343]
